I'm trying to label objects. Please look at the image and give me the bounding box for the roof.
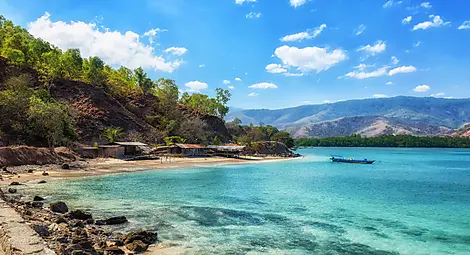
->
[207,145,245,151]
[99,145,122,148]
[175,144,206,149]
[112,142,148,146]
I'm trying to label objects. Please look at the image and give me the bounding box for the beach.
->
[0,156,291,186]
[0,156,293,255]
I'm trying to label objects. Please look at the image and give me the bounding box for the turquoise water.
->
[30,148,470,254]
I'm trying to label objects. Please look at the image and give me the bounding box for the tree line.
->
[0,15,232,148]
[226,118,295,148]
[295,134,470,148]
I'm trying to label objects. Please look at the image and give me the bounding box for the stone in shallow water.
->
[121,230,158,245]
[126,240,149,252]
[69,210,93,220]
[31,201,44,208]
[33,195,45,201]
[38,180,47,184]
[9,181,21,186]
[7,188,17,193]
[96,216,128,225]
[50,201,69,214]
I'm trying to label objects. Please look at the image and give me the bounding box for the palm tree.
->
[100,127,124,143]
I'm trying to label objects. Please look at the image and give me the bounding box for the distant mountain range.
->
[226,96,470,138]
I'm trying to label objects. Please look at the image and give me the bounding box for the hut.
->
[76,147,99,158]
[109,142,149,156]
[207,145,245,158]
[98,145,125,158]
[173,144,208,157]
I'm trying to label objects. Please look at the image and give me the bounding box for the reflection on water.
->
[26,148,470,254]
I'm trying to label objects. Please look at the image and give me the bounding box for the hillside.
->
[227,97,470,137]
[287,116,453,138]
[0,56,230,146]
[452,124,470,137]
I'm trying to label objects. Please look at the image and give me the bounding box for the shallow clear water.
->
[29,148,470,254]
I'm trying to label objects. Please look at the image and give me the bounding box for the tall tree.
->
[61,49,83,80]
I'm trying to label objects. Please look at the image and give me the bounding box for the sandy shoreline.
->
[0,156,293,186]
[0,156,297,254]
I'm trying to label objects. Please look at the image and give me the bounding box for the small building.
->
[173,144,208,157]
[108,142,149,156]
[207,145,245,158]
[76,147,99,158]
[98,145,125,158]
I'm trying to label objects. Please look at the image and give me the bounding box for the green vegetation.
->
[0,75,76,148]
[296,134,470,148]
[0,15,234,146]
[226,118,295,148]
[99,127,124,143]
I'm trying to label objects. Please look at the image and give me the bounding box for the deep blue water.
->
[29,148,470,254]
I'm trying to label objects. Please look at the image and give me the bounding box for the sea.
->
[27,148,470,254]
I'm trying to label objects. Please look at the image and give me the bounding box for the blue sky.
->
[1,0,470,109]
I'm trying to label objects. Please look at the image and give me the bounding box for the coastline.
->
[0,156,294,186]
[0,156,296,255]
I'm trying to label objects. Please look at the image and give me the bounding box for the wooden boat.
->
[330,156,375,164]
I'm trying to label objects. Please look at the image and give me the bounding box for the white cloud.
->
[185,81,208,92]
[402,16,412,24]
[246,12,262,19]
[414,41,422,47]
[413,84,430,92]
[290,0,307,8]
[228,85,235,89]
[420,2,432,8]
[413,15,450,30]
[357,41,386,55]
[248,92,259,97]
[223,80,231,85]
[373,94,388,98]
[355,24,366,36]
[388,65,416,76]
[284,72,305,77]
[383,0,402,8]
[386,81,393,85]
[266,63,287,74]
[235,0,256,4]
[143,28,167,44]
[354,63,375,70]
[280,24,327,42]
[249,82,278,89]
[458,21,470,30]
[431,92,444,97]
[28,12,185,73]
[344,65,416,79]
[235,77,242,81]
[391,56,399,65]
[199,64,206,68]
[344,66,389,79]
[323,100,331,103]
[274,45,347,73]
[164,47,188,56]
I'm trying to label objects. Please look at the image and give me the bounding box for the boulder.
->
[69,210,93,220]
[33,195,45,201]
[96,216,128,225]
[31,201,44,208]
[61,163,70,170]
[7,188,17,194]
[27,169,34,173]
[126,240,149,252]
[38,180,47,184]
[50,201,69,214]
[105,247,125,255]
[121,230,158,245]
[55,217,68,224]
[9,181,21,186]
[32,223,50,237]
[42,171,49,176]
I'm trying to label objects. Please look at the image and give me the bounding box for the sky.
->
[1,0,470,109]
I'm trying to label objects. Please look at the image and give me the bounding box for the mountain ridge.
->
[227,97,470,138]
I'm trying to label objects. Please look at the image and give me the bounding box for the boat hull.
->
[331,158,375,164]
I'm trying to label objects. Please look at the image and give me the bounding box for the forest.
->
[0,15,241,147]
[295,134,470,148]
